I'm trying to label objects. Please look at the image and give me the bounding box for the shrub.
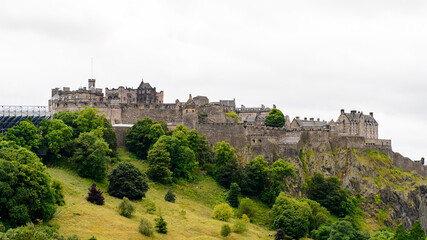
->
[237,198,257,219]
[221,224,231,237]
[275,229,285,240]
[226,183,240,208]
[139,218,154,237]
[241,214,250,223]
[118,197,135,218]
[107,162,149,200]
[154,216,168,234]
[409,220,425,240]
[232,218,248,233]
[272,209,309,240]
[88,237,97,240]
[212,203,233,221]
[86,183,104,205]
[164,188,176,203]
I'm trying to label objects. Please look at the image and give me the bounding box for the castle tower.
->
[88,79,96,90]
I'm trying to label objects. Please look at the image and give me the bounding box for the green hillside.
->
[48,149,273,240]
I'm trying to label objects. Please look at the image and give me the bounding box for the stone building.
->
[335,109,378,139]
[290,117,330,130]
[105,79,163,105]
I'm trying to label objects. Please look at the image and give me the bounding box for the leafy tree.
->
[308,173,355,217]
[107,162,149,200]
[139,218,153,236]
[86,183,104,205]
[328,220,370,240]
[265,108,285,128]
[220,224,231,237]
[312,225,332,240]
[409,220,425,240]
[244,156,269,195]
[370,228,394,240]
[158,135,198,180]
[39,119,73,159]
[72,131,110,181]
[164,188,176,203]
[125,118,165,159]
[118,197,135,218]
[272,209,309,239]
[237,198,257,219]
[226,183,240,208]
[0,141,57,228]
[147,139,172,183]
[4,120,42,151]
[269,193,311,228]
[187,129,213,168]
[232,218,248,233]
[53,111,78,133]
[0,222,75,239]
[154,216,167,234]
[213,141,242,188]
[212,203,234,221]
[300,199,330,232]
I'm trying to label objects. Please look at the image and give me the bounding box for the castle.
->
[49,78,427,176]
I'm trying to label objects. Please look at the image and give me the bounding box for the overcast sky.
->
[0,0,426,160]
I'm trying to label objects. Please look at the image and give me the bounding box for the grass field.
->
[47,149,274,240]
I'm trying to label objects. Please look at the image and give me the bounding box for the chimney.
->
[304,117,307,120]
[351,110,356,115]
[296,116,300,120]
[370,112,373,117]
[317,118,320,121]
[310,118,314,121]
[422,157,425,165]
[341,109,345,114]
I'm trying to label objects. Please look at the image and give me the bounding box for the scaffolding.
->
[0,106,51,133]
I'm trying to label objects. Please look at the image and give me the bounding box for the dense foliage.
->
[125,118,166,159]
[154,216,168,234]
[139,218,153,237]
[71,132,110,181]
[212,203,233,221]
[3,120,42,151]
[0,141,57,228]
[264,108,285,128]
[107,162,149,200]
[0,223,79,240]
[220,224,231,237]
[147,140,172,183]
[308,173,356,217]
[164,188,176,203]
[39,119,73,160]
[311,220,370,240]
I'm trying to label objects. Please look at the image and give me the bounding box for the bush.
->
[107,162,149,200]
[237,198,257,219]
[164,188,176,203]
[212,203,234,221]
[118,197,135,218]
[221,224,231,237]
[226,183,240,208]
[139,218,154,237]
[232,218,248,233]
[86,183,104,205]
[275,229,285,240]
[272,209,309,240]
[154,216,168,234]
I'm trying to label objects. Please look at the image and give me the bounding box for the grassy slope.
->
[48,149,273,240]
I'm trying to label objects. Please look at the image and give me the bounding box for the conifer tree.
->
[226,183,241,208]
[155,216,168,234]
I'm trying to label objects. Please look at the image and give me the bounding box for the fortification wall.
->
[112,125,129,148]
[196,123,247,148]
[392,152,427,177]
[329,134,366,149]
[120,104,183,124]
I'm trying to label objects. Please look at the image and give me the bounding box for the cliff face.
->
[279,143,427,232]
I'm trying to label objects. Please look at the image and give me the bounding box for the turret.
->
[88,79,96,90]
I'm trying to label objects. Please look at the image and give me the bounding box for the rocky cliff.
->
[273,143,427,232]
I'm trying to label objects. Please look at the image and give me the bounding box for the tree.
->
[237,198,257,219]
[226,183,241,208]
[409,220,425,240]
[212,203,234,221]
[272,209,309,240]
[147,140,172,183]
[39,119,73,160]
[154,216,167,234]
[308,173,355,217]
[187,129,213,168]
[118,197,135,218]
[86,183,104,205]
[269,193,311,227]
[4,120,42,151]
[125,118,165,159]
[164,188,176,203]
[0,141,57,228]
[243,155,269,195]
[265,108,285,128]
[370,229,394,240]
[213,141,242,188]
[311,225,332,240]
[300,199,330,232]
[107,162,149,200]
[53,110,79,137]
[72,131,110,181]
[392,224,409,240]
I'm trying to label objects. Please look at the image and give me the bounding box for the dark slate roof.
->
[343,112,377,124]
[219,99,236,107]
[294,119,328,128]
[138,80,152,89]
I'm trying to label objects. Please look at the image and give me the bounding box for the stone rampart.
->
[392,152,427,177]
[196,123,247,148]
